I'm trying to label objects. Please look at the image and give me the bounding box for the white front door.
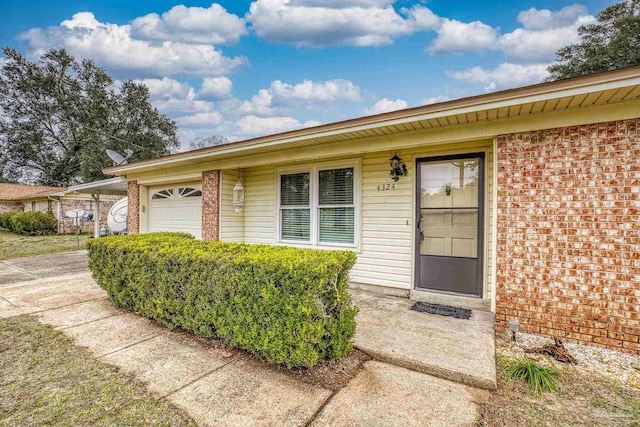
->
[148,183,202,239]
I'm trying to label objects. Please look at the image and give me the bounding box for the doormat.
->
[410,302,471,320]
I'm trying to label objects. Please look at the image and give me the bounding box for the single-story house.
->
[0,183,121,234]
[102,67,640,355]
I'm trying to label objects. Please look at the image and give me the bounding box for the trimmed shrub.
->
[0,212,14,229]
[1,211,58,235]
[87,233,358,368]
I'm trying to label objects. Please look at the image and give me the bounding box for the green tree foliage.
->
[547,0,640,81]
[0,48,179,186]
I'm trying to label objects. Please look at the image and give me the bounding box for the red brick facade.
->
[127,181,140,234]
[496,118,640,354]
[0,201,23,213]
[1,197,115,234]
[201,170,220,241]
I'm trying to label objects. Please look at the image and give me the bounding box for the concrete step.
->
[351,289,497,390]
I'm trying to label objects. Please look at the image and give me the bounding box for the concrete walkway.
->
[1,252,491,426]
[351,289,497,390]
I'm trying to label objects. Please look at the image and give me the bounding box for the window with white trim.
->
[318,168,354,244]
[279,165,356,246]
[279,172,310,242]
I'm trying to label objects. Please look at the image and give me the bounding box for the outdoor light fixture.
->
[507,320,520,342]
[389,153,407,182]
[232,169,245,212]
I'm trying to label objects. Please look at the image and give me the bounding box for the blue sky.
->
[0,0,614,147]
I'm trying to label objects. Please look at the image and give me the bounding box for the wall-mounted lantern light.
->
[233,169,245,212]
[389,153,408,182]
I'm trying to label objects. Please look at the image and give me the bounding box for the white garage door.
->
[148,183,202,239]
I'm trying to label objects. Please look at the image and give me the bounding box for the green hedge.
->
[0,211,58,235]
[87,233,358,368]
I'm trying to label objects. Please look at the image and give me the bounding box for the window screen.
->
[318,168,354,244]
[280,172,310,241]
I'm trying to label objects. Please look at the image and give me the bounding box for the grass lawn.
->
[0,230,89,260]
[0,315,196,426]
[481,349,640,426]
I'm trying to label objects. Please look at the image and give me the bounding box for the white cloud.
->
[221,78,362,118]
[19,12,247,77]
[364,98,408,115]
[237,115,321,135]
[517,4,588,30]
[291,0,393,7]
[175,111,224,127]
[132,77,214,115]
[422,95,451,105]
[424,4,593,62]
[238,89,278,116]
[269,79,362,105]
[428,19,499,56]
[131,3,246,45]
[496,14,594,62]
[247,0,438,47]
[137,77,193,99]
[447,63,550,91]
[200,76,233,100]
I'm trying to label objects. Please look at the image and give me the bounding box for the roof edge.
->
[104,65,640,176]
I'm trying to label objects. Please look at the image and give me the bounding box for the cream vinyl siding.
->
[243,166,276,244]
[218,140,494,298]
[220,170,244,242]
[351,152,412,289]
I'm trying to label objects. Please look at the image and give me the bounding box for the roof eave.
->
[103,66,640,176]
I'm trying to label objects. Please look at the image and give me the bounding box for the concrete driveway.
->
[1,252,490,427]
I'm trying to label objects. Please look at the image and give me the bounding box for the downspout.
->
[48,195,62,234]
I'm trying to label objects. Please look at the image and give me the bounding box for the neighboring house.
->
[0,183,120,234]
[101,67,640,355]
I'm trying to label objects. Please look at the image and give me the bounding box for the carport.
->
[65,177,128,238]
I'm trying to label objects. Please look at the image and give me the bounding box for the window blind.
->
[319,207,354,243]
[280,173,309,206]
[280,172,310,241]
[318,168,354,244]
[281,209,310,240]
[319,168,353,205]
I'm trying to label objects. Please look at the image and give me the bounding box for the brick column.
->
[202,170,221,241]
[127,180,140,234]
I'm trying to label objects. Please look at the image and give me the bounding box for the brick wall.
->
[58,198,116,235]
[20,198,116,234]
[0,201,23,213]
[496,119,640,354]
[127,181,140,234]
[202,170,220,241]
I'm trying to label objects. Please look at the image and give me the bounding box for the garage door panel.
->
[148,183,202,239]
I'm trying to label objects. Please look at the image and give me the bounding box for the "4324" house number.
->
[377,183,396,191]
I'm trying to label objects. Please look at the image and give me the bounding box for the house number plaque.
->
[376,184,396,191]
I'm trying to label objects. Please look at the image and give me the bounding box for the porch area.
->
[351,288,497,390]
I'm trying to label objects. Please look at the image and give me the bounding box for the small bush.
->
[1,211,58,235]
[0,212,14,229]
[87,233,358,368]
[501,357,560,396]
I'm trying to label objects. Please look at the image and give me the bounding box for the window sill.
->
[277,241,360,253]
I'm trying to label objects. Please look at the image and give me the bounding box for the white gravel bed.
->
[497,331,640,389]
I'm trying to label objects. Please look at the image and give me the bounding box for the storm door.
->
[415,154,484,296]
